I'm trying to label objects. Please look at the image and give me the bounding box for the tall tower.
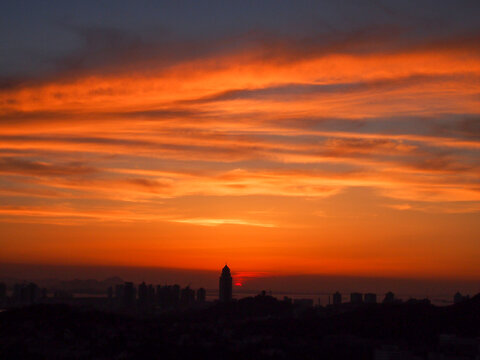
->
[219,265,232,302]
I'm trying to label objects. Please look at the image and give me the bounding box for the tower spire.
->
[219,264,232,302]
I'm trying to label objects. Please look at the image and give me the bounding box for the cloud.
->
[0,205,177,225]
[170,218,276,228]
[0,157,96,177]
[182,73,480,105]
[431,117,480,140]
[3,20,480,89]
[385,203,412,211]
[384,201,480,214]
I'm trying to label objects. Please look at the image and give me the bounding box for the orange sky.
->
[1,26,479,283]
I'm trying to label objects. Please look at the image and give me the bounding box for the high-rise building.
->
[156,284,181,309]
[39,287,47,300]
[26,282,38,304]
[115,284,124,299]
[137,282,155,313]
[350,292,363,305]
[196,287,206,303]
[156,285,168,308]
[219,265,232,302]
[123,282,135,310]
[333,291,342,305]
[171,284,180,307]
[138,282,148,312]
[13,283,22,303]
[107,286,113,308]
[364,293,377,304]
[147,284,155,306]
[383,291,395,304]
[181,286,195,307]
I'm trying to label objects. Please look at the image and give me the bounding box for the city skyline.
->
[1,1,480,286]
[0,265,475,310]
[1,263,473,302]
[0,262,478,304]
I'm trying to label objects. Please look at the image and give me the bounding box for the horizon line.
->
[1,261,479,283]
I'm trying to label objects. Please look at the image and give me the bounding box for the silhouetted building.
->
[138,282,147,299]
[156,284,180,309]
[293,298,314,307]
[364,293,377,304]
[181,286,195,307]
[0,282,6,304]
[13,284,21,303]
[114,284,124,309]
[333,291,342,305]
[39,287,47,300]
[171,285,180,307]
[454,292,469,304]
[107,286,113,308]
[383,291,395,304]
[147,284,155,306]
[155,285,162,304]
[350,292,363,305]
[115,284,124,298]
[196,287,206,303]
[219,265,233,302]
[137,282,155,313]
[138,282,148,312]
[13,282,39,305]
[406,298,430,305]
[123,282,135,310]
[26,282,38,304]
[156,285,166,308]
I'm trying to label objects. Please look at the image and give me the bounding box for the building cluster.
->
[0,282,82,307]
[0,282,48,306]
[330,290,406,307]
[109,282,207,313]
[0,280,207,312]
[330,290,473,308]
[13,282,48,304]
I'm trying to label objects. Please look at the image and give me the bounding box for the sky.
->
[0,1,479,289]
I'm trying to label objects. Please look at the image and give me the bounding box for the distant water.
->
[206,289,454,306]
